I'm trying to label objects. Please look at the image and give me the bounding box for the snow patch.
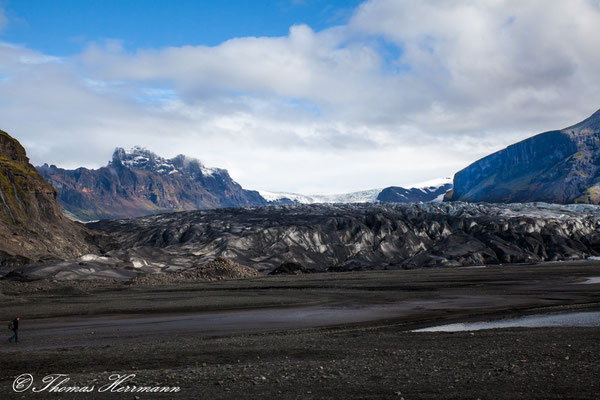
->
[201,166,218,177]
[431,192,448,203]
[410,177,453,189]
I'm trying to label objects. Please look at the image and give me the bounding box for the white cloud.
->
[349,0,600,131]
[79,24,390,120]
[1,1,600,194]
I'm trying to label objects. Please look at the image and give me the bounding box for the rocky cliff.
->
[37,146,267,221]
[0,129,99,266]
[449,109,600,204]
[88,202,600,273]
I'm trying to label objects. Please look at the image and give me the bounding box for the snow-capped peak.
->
[111,146,220,177]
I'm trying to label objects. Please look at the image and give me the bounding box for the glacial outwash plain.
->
[1,263,599,399]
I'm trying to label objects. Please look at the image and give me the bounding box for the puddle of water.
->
[577,277,600,284]
[412,311,600,332]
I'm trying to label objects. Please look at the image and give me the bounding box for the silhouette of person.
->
[8,316,19,343]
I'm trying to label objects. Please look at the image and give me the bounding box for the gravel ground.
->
[1,324,598,399]
[1,262,599,399]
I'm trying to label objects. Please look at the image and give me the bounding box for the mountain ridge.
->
[449,108,600,204]
[39,145,454,220]
[37,146,267,221]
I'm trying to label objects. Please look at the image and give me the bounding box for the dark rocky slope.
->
[37,146,267,221]
[0,129,100,266]
[89,202,600,273]
[449,108,600,204]
[377,183,452,203]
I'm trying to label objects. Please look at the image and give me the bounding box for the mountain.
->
[449,109,600,204]
[37,146,267,221]
[377,178,453,203]
[259,178,453,205]
[0,129,99,266]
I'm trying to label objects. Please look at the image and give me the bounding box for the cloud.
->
[349,0,600,131]
[80,25,389,120]
[78,0,600,136]
[1,1,600,193]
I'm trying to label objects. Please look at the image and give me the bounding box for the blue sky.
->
[0,1,599,194]
[1,0,362,55]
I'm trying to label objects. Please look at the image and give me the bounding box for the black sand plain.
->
[1,262,599,399]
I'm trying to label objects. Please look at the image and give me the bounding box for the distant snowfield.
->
[258,188,383,204]
[259,177,453,204]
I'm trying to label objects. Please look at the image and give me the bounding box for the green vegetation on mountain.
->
[0,129,100,266]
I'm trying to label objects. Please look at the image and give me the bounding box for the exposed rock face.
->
[377,183,453,203]
[450,109,600,204]
[37,146,267,221]
[0,129,99,266]
[89,202,600,273]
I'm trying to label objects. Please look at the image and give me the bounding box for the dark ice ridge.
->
[84,202,600,274]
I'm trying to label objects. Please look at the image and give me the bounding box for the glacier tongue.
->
[88,201,600,274]
[258,188,382,204]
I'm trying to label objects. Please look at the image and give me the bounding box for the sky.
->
[1,0,600,194]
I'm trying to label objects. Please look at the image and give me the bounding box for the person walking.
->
[8,316,19,343]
